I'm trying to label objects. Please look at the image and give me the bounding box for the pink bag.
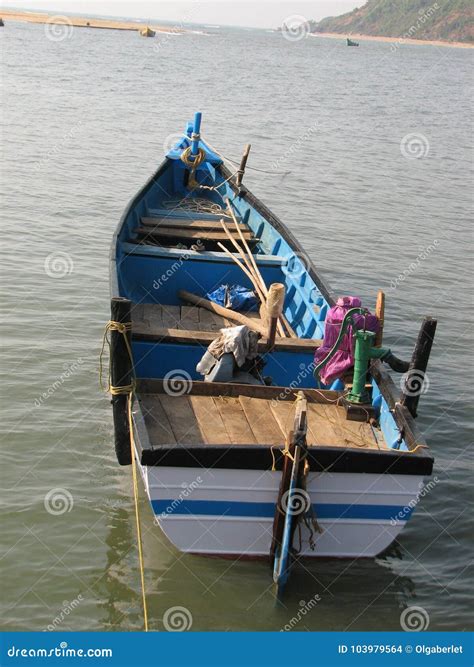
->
[314,296,379,385]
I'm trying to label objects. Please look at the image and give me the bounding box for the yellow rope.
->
[100,318,148,631]
[127,394,149,632]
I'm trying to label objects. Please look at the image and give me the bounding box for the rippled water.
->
[1,21,473,632]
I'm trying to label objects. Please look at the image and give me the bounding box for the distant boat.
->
[139,26,155,37]
[347,37,359,46]
[0,18,4,27]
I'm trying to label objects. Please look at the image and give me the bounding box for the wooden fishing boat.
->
[139,26,155,37]
[347,37,359,46]
[108,113,435,591]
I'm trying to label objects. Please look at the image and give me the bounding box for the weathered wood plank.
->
[306,403,340,446]
[142,216,247,230]
[136,379,341,404]
[158,394,205,444]
[197,308,222,331]
[160,305,182,329]
[189,395,231,445]
[132,325,323,352]
[213,396,257,444]
[146,304,163,330]
[135,227,254,241]
[180,305,200,330]
[140,395,177,445]
[239,397,285,445]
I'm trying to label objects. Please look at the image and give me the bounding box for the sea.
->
[1,19,472,632]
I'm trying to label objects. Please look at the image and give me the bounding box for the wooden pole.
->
[266,283,285,351]
[225,198,290,338]
[178,289,267,336]
[216,241,268,308]
[374,290,385,348]
[110,297,133,466]
[217,230,267,306]
[236,143,251,187]
[400,317,437,418]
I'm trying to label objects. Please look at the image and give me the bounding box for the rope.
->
[128,395,149,632]
[180,146,206,169]
[99,318,149,631]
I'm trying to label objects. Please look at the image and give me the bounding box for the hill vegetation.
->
[307,0,473,43]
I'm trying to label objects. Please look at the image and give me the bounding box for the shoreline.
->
[310,31,473,49]
[0,9,187,34]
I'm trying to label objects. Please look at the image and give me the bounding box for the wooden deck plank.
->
[158,394,205,444]
[139,389,387,451]
[180,305,200,330]
[331,406,380,450]
[189,395,231,445]
[132,325,322,352]
[197,307,222,332]
[239,397,285,445]
[142,216,248,230]
[212,396,257,445]
[269,400,296,442]
[135,227,254,242]
[306,403,341,446]
[160,305,182,329]
[146,304,163,330]
[130,303,148,331]
[139,395,177,445]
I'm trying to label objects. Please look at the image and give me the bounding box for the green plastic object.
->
[313,308,391,405]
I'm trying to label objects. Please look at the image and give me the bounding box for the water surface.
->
[1,22,473,632]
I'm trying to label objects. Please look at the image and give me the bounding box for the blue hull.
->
[109,119,433,478]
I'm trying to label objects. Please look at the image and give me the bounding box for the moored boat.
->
[347,37,359,46]
[139,26,155,37]
[107,113,436,590]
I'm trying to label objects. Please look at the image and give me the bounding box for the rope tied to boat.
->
[99,320,135,395]
[99,318,149,631]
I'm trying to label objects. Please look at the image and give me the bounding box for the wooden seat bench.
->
[130,302,322,352]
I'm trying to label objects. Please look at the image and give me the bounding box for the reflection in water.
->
[97,495,417,631]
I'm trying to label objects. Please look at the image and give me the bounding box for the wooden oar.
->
[178,289,267,336]
[225,198,296,339]
[216,241,267,307]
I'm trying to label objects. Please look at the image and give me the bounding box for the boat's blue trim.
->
[151,500,413,521]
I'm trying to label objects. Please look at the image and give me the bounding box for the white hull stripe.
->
[151,500,412,521]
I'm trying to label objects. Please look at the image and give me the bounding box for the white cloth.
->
[207,325,259,368]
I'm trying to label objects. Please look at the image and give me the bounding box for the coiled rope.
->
[99,320,149,632]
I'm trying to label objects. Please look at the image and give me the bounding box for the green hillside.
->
[308,0,473,43]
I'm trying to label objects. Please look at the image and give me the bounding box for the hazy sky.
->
[2,1,361,29]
